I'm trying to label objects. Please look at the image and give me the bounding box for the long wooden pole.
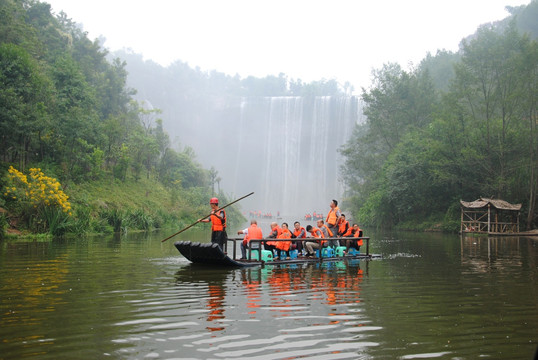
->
[161,191,254,243]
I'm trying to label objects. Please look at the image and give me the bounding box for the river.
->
[0,226,537,359]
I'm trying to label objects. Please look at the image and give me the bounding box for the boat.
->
[174,237,380,267]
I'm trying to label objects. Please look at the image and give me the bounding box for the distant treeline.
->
[340,2,538,231]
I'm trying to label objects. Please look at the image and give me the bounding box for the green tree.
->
[340,64,438,226]
[452,22,532,197]
[0,43,51,167]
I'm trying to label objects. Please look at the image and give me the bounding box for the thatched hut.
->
[460,198,521,235]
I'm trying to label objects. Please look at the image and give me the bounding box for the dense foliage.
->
[0,0,236,235]
[2,0,537,236]
[341,4,538,231]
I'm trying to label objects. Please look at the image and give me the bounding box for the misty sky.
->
[46,0,530,91]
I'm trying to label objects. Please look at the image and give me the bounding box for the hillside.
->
[0,0,243,237]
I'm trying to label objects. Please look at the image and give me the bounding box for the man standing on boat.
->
[326,200,342,241]
[199,197,227,251]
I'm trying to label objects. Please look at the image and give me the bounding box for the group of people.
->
[200,197,364,260]
[237,199,364,260]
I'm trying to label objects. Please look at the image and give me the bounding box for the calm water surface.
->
[0,227,537,360]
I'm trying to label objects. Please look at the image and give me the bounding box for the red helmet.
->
[209,197,219,204]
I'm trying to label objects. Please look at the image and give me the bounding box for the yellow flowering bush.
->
[3,166,72,215]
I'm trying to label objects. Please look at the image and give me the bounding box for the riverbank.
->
[1,176,245,239]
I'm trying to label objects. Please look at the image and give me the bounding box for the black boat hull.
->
[174,240,378,267]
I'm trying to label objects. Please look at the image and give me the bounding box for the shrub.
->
[2,166,72,233]
[100,207,126,233]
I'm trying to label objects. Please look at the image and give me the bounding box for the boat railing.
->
[225,236,370,261]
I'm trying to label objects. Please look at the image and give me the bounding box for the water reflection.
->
[168,260,374,358]
[1,231,537,359]
[460,235,534,271]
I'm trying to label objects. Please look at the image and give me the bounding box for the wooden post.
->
[487,203,491,234]
[460,207,464,233]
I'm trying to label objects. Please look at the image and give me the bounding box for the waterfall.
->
[226,96,359,217]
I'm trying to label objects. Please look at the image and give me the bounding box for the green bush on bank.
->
[1,170,246,238]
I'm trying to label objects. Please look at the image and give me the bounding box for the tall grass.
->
[40,207,70,236]
[100,207,126,233]
[0,212,7,240]
[126,208,153,231]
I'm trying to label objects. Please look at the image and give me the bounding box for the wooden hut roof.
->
[460,197,522,211]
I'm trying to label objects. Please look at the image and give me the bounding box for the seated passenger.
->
[275,222,292,259]
[337,214,350,237]
[237,219,263,260]
[264,221,282,258]
[304,225,326,257]
[318,219,338,248]
[291,221,306,254]
[344,223,363,255]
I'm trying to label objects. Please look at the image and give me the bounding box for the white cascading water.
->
[228,96,359,217]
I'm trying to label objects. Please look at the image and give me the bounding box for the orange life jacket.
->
[278,229,291,238]
[308,227,327,246]
[338,220,349,235]
[309,227,323,238]
[321,224,333,237]
[245,224,263,244]
[210,209,226,231]
[326,206,340,226]
[293,227,306,238]
[354,228,363,246]
[276,229,292,251]
[343,227,354,237]
[266,225,282,247]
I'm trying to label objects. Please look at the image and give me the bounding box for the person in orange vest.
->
[304,224,326,257]
[199,197,227,251]
[275,222,292,259]
[326,199,342,241]
[343,223,363,255]
[264,221,282,258]
[291,221,306,254]
[337,214,350,237]
[237,219,263,260]
[318,219,338,248]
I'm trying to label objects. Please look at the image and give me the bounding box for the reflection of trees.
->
[460,236,526,273]
[0,242,69,346]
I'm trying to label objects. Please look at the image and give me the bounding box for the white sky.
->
[46,0,530,90]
